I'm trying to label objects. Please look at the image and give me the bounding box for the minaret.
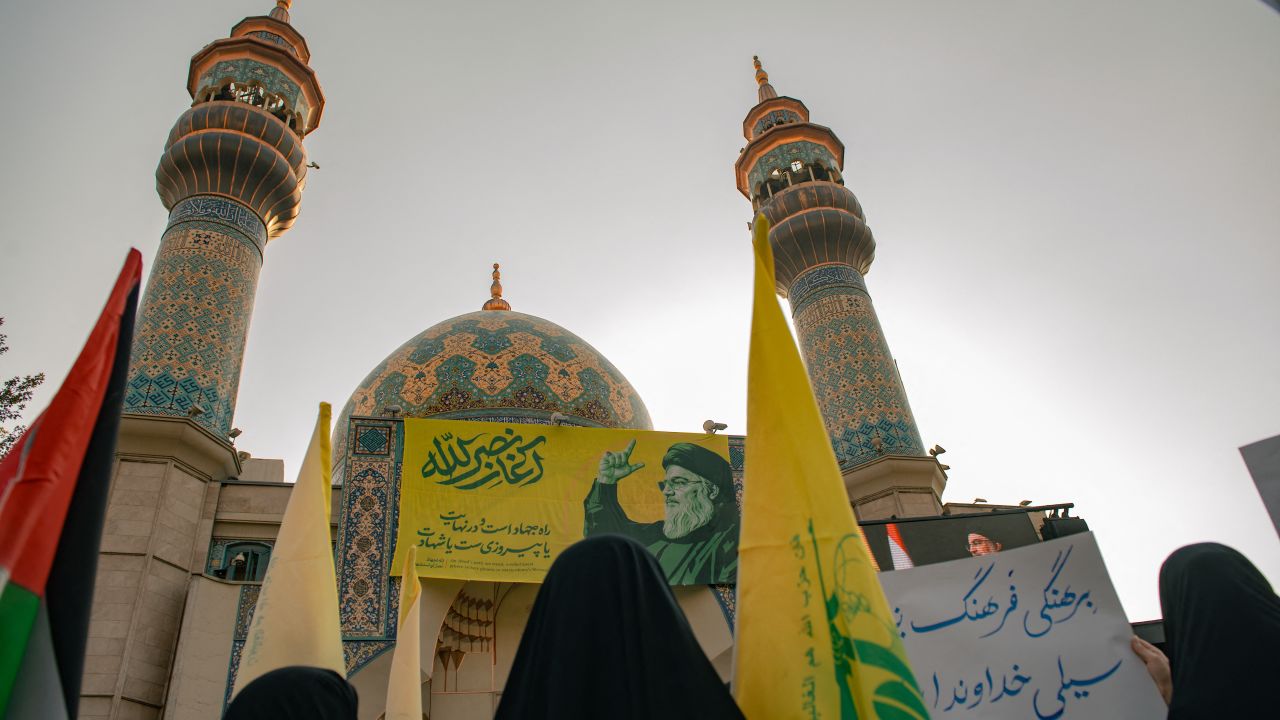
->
[123,0,323,437]
[82,5,324,718]
[736,58,945,517]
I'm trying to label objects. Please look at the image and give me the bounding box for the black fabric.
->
[1159,542,1280,719]
[223,666,358,720]
[46,283,137,717]
[662,443,733,498]
[495,535,744,720]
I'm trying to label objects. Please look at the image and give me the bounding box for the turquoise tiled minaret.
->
[735,58,925,470]
[124,1,323,436]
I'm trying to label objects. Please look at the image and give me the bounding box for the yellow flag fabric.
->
[733,216,929,720]
[385,546,423,720]
[232,403,346,697]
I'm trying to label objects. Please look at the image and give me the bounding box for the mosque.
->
[85,2,1045,718]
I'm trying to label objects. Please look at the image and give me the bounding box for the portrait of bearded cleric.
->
[582,440,738,584]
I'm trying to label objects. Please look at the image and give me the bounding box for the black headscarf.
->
[224,666,358,720]
[1159,542,1280,719]
[662,443,734,500]
[495,535,744,720]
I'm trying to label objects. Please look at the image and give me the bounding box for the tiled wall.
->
[124,196,265,436]
[789,264,924,468]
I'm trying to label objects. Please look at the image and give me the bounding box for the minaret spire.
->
[482,263,512,311]
[733,62,944,517]
[753,55,778,102]
[125,2,324,435]
[100,4,326,718]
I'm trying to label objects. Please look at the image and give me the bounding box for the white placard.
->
[878,532,1166,719]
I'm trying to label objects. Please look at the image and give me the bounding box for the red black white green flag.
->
[0,250,141,719]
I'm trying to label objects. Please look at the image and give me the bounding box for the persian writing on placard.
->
[879,533,1166,720]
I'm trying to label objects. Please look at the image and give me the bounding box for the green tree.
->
[0,317,45,459]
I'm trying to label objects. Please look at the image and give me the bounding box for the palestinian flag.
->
[0,250,141,719]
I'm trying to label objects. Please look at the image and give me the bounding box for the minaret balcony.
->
[156,100,310,240]
[749,161,846,211]
[756,181,877,295]
[198,81,305,136]
[735,121,844,198]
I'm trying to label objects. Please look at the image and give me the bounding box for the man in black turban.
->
[583,439,738,584]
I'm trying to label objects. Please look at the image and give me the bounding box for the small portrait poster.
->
[861,512,1043,571]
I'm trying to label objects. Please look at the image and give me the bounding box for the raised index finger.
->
[622,438,637,458]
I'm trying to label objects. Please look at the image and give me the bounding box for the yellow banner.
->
[392,418,735,585]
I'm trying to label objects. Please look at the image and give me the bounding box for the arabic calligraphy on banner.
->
[879,532,1166,720]
[391,418,733,585]
[420,428,548,490]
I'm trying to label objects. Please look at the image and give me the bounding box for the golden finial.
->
[270,0,292,22]
[753,55,778,101]
[482,263,511,311]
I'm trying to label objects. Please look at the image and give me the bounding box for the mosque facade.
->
[84,3,973,718]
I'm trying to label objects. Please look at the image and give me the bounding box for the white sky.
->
[1,0,1277,620]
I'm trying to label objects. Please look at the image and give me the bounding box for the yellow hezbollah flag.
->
[385,546,423,720]
[733,216,928,719]
[233,403,346,696]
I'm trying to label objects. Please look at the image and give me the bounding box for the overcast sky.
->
[1,0,1277,619]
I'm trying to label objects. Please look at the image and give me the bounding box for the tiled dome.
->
[332,310,652,474]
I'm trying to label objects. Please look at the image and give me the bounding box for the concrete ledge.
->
[117,414,240,480]
[842,455,948,519]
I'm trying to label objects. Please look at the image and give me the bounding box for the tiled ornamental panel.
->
[789,264,925,468]
[123,196,264,436]
[331,417,401,649]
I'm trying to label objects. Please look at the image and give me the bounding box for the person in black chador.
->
[583,440,738,584]
[223,666,358,720]
[495,535,744,720]
[1130,542,1280,718]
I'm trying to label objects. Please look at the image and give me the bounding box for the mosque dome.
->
[332,266,652,475]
